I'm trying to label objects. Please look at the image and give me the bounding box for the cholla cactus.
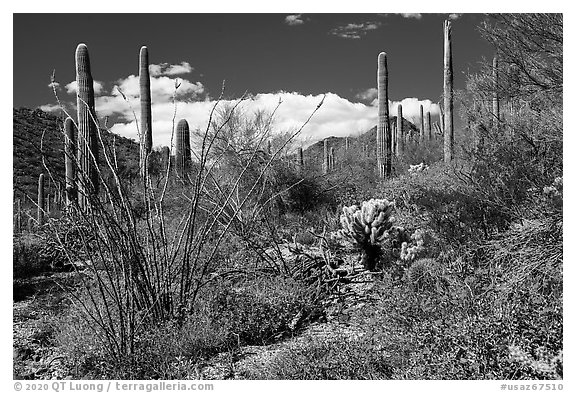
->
[408,162,429,174]
[400,228,426,262]
[339,198,395,270]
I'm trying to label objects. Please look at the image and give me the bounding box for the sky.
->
[13,13,496,149]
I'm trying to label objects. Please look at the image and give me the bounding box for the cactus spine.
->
[323,139,329,174]
[492,55,500,130]
[75,43,99,208]
[175,119,191,177]
[377,52,392,177]
[37,174,45,226]
[64,117,76,206]
[140,46,153,178]
[443,20,454,164]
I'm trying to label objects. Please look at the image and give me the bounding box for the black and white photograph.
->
[12,9,564,386]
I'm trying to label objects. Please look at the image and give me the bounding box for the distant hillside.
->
[302,116,419,170]
[13,108,140,204]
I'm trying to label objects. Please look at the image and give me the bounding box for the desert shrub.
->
[206,274,318,345]
[56,273,320,379]
[13,234,47,278]
[242,333,396,380]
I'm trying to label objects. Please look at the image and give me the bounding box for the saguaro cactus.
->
[64,117,76,206]
[377,52,392,177]
[492,55,500,130]
[329,147,335,171]
[323,139,329,174]
[443,20,454,164]
[75,43,99,208]
[140,46,153,178]
[175,119,191,177]
[397,104,404,157]
[345,137,349,151]
[426,111,432,140]
[419,104,425,142]
[37,174,45,226]
[296,147,304,174]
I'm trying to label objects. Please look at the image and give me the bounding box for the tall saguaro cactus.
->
[397,104,404,157]
[75,43,99,208]
[377,52,392,177]
[296,147,304,174]
[323,139,329,174]
[492,55,500,130]
[329,147,335,171]
[443,20,454,164]
[419,105,425,142]
[37,174,45,226]
[175,119,191,177]
[426,111,432,140]
[64,117,77,206]
[140,46,153,178]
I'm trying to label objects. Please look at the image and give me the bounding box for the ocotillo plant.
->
[64,117,76,206]
[377,52,392,177]
[397,104,404,157]
[75,43,99,208]
[323,139,329,174]
[419,104,425,142]
[443,20,454,163]
[140,46,153,178]
[426,111,432,140]
[37,174,45,226]
[492,55,500,130]
[175,119,191,178]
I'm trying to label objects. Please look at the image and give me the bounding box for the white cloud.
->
[330,21,382,39]
[285,14,304,26]
[448,13,462,20]
[65,80,105,95]
[38,103,62,113]
[400,13,422,19]
[41,73,439,152]
[149,62,193,77]
[356,88,377,102]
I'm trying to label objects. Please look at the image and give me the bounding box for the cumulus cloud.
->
[355,88,378,102]
[38,103,62,113]
[400,13,422,19]
[65,80,105,95]
[40,73,439,151]
[149,62,193,77]
[330,21,381,39]
[285,14,304,26]
[448,13,462,20]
